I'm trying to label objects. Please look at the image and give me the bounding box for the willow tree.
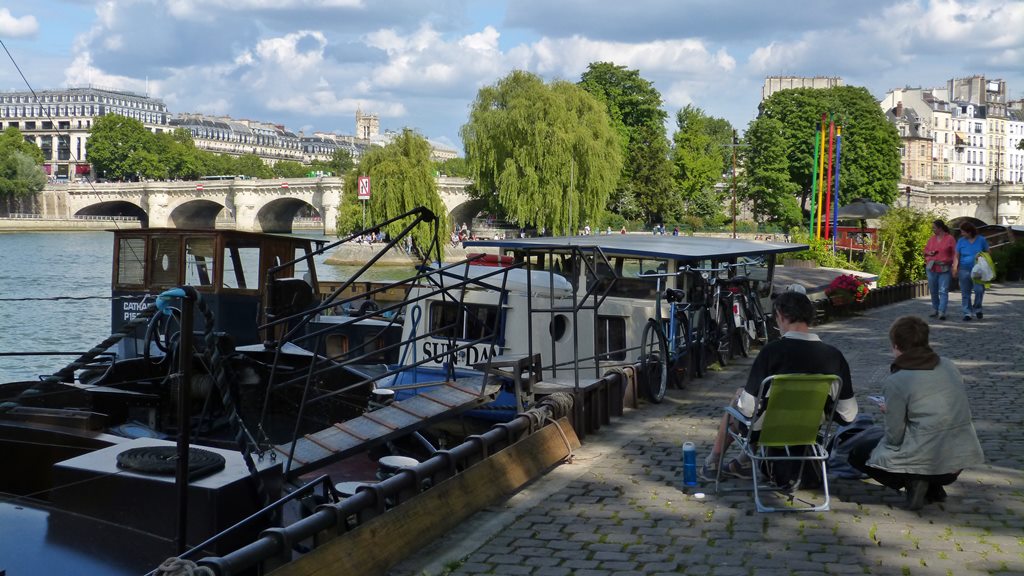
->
[462,70,622,235]
[338,129,447,256]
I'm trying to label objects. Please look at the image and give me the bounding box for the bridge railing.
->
[72,214,141,222]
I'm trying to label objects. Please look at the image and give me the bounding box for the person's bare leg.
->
[707,388,743,466]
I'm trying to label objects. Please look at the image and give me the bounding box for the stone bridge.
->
[913,181,1023,226]
[35,176,474,234]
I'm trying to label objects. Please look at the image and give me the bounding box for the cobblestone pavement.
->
[393,283,1024,576]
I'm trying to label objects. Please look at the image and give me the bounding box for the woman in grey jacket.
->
[848,315,985,510]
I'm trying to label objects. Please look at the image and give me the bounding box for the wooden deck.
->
[273,379,500,478]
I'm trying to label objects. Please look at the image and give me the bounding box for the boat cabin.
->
[110,228,322,358]
[407,235,807,382]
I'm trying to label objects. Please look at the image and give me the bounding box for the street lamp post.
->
[722,130,745,239]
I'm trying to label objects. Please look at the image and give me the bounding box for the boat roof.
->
[110,227,320,244]
[427,264,573,296]
[465,234,807,261]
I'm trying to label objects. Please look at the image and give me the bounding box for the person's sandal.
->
[724,458,753,479]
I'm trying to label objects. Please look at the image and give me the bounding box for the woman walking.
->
[924,220,955,320]
[952,222,989,321]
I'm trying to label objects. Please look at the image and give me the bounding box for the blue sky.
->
[1,0,1022,151]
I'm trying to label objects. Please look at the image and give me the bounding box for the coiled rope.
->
[154,557,214,576]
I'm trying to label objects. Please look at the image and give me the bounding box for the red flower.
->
[825,274,870,302]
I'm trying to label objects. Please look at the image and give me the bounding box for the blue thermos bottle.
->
[682,442,697,486]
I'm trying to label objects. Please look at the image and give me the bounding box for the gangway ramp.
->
[273,378,501,478]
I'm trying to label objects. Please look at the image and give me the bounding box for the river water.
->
[0,230,403,382]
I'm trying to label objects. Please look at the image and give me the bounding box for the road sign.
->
[357,175,371,200]
[195,183,204,191]
[280,182,289,189]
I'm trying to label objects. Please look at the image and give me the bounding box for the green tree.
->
[742,116,802,228]
[462,70,622,235]
[0,150,47,213]
[579,62,674,223]
[87,114,153,180]
[273,160,311,178]
[672,105,732,225]
[876,206,935,286]
[434,156,470,177]
[311,148,354,176]
[339,129,447,255]
[756,86,901,210]
[0,126,45,164]
[234,154,274,179]
[150,129,203,180]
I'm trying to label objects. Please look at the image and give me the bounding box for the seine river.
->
[0,230,379,383]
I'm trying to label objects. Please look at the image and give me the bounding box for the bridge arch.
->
[948,215,987,229]
[254,197,321,233]
[73,200,148,226]
[448,198,486,230]
[167,199,226,229]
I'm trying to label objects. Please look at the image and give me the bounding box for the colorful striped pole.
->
[815,114,826,238]
[832,125,842,249]
[809,126,821,237]
[824,117,836,241]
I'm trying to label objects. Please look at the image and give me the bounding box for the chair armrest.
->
[724,405,752,427]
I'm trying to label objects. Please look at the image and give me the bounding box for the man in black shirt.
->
[700,291,858,480]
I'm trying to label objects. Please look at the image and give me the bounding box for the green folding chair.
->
[715,373,841,512]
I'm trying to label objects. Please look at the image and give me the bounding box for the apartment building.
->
[0,86,168,179]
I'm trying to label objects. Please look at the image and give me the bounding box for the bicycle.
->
[683,265,735,373]
[637,281,694,403]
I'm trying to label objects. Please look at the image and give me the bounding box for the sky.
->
[1,0,1022,153]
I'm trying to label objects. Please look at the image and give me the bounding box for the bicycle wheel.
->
[639,319,669,403]
[715,302,733,367]
[734,318,752,358]
[749,292,769,344]
[689,308,708,378]
[669,311,691,389]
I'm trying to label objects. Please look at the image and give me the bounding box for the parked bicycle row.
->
[637,260,779,403]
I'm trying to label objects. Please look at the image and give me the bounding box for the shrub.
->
[785,231,859,270]
[992,239,1024,281]
[876,207,937,286]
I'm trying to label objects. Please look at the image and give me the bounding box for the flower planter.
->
[828,293,854,307]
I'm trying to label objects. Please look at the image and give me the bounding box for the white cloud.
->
[0,8,39,37]
[167,0,363,21]
[748,40,812,74]
[525,36,736,78]
[266,92,406,117]
[254,31,327,74]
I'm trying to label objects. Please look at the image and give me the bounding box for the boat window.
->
[589,257,662,299]
[549,314,569,342]
[184,236,216,287]
[223,239,261,290]
[116,237,146,287]
[292,246,314,287]
[597,316,627,361]
[429,302,500,341]
[150,237,181,288]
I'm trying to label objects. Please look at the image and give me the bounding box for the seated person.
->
[848,315,984,510]
[700,291,858,480]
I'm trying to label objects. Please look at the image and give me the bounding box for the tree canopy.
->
[337,129,448,256]
[579,62,674,224]
[87,114,347,181]
[462,70,622,235]
[754,86,901,210]
[0,127,47,211]
[87,115,154,181]
[672,105,734,225]
[740,116,801,228]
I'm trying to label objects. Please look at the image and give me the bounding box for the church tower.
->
[355,107,380,140]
